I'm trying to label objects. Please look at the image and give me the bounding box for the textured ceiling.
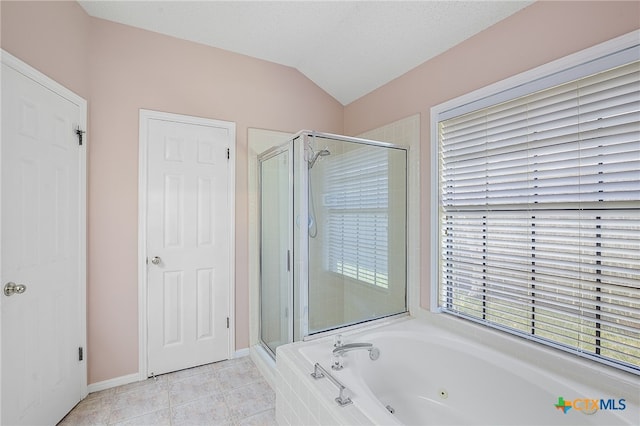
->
[78,1,533,105]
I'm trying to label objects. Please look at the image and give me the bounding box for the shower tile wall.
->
[349,115,419,322]
[358,114,420,148]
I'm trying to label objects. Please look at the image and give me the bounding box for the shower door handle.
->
[287,250,291,272]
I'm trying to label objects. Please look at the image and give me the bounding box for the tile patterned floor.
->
[58,357,276,426]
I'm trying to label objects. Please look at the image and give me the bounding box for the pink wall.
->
[2,0,639,386]
[0,1,89,98]
[343,0,640,309]
[86,19,343,383]
[2,1,342,384]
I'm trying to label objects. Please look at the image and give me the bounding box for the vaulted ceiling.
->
[79,1,533,105]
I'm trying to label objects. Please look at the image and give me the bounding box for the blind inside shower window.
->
[324,147,389,289]
[438,60,640,373]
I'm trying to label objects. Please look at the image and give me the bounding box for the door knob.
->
[4,282,27,296]
[151,256,161,265]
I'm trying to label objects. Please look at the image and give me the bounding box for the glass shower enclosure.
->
[258,131,408,357]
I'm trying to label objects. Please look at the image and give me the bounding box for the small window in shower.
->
[307,136,407,335]
[324,148,390,289]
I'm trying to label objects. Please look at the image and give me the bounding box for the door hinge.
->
[226,148,230,160]
[226,317,230,328]
[75,126,86,146]
[78,346,84,361]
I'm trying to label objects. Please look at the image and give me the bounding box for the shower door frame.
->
[295,134,310,341]
[257,141,294,358]
[257,130,411,356]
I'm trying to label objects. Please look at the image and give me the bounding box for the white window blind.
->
[439,61,640,373]
[324,147,389,289]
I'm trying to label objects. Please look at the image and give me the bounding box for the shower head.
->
[308,149,330,169]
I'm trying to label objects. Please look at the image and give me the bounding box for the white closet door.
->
[144,114,233,376]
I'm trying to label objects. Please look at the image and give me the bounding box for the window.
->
[324,147,390,289]
[434,40,640,373]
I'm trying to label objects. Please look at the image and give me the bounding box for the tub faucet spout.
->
[332,343,380,361]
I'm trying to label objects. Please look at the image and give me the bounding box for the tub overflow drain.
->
[386,405,395,414]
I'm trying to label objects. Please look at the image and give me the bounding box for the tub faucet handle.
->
[333,334,343,348]
[331,354,344,371]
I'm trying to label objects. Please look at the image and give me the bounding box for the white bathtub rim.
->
[294,314,639,395]
[290,315,638,425]
[298,331,592,425]
[335,331,634,425]
[419,311,640,393]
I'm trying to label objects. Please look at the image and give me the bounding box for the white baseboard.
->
[87,350,249,395]
[87,372,143,394]
[234,348,250,358]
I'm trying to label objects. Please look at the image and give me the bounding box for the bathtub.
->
[275,316,639,425]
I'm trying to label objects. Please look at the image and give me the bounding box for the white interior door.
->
[1,53,86,425]
[143,112,234,377]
